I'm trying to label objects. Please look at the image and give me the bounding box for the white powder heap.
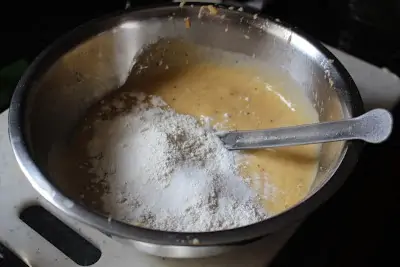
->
[87,94,268,232]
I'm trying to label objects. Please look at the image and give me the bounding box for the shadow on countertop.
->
[269,102,400,267]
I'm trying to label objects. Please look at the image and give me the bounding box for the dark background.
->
[1,1,399,266]
[1,0,400,74]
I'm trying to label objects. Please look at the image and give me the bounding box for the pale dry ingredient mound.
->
[87,93,268,232]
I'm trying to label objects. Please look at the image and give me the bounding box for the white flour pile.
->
[86,93,268,232]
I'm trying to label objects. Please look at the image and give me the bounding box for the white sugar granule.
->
[87,94,268,232]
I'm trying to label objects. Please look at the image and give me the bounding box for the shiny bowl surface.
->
[8,3,363,258]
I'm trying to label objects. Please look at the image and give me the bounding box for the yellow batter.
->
[54,40,320,217]
[116,42,320,215]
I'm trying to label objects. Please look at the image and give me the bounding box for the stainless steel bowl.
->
[8,3,364,258]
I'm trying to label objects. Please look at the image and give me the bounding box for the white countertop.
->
[0,47,399,267]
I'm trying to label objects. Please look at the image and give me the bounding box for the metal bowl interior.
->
[9,4,363,247]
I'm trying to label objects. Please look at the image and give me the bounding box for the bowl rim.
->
[8,2,364,246]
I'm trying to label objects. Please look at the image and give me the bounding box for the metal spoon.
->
[217,109,393,150]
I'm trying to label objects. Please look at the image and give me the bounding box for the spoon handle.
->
[218,109,393,150]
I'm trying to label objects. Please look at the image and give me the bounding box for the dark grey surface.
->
[0,242,29,267]
[19,205,101,266]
